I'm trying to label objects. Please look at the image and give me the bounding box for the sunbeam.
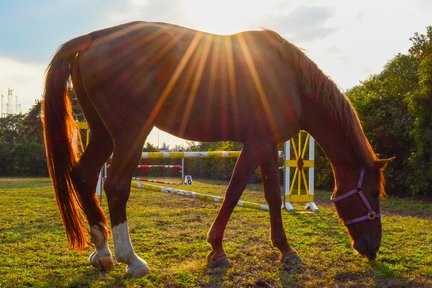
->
[183,0,271,34]
[144,31,204,136]
[178,34,213,135]
[236,33,279,136]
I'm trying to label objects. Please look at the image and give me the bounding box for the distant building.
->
[0,89,21,118]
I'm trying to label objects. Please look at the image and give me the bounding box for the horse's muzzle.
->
[353,238,379,261]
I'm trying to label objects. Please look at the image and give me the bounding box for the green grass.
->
[0,178,431,287]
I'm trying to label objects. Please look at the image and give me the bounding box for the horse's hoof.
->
[207,255,231,268]
[282,253,305,270]
[89,251,114,272]
[126,257,149,277]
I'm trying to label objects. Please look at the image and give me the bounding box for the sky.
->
[0,0,431,147]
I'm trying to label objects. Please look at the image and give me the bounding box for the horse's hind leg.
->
[103,128,150,277]
[71,71,114,271]
[72,124,114,272]
[259,145,304,268]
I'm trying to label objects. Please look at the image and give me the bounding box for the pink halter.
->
[331,168,381,225]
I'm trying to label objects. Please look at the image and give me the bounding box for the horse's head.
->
[331,157,394,260]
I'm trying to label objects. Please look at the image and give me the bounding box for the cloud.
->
[104,0,187,25]
[414,0,432,10]
[325,46,351,65]
[0,56,45,113]
[261,5,338,43]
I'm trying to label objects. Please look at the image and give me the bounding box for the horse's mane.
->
[266,30,383,186]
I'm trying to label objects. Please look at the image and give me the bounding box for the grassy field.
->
[0,178,431,287]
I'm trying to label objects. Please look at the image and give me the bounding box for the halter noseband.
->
[331,168,381,226]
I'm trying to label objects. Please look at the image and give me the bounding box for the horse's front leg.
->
[259,145,305,268]
[104,143,149,277]
[206,144,261,267]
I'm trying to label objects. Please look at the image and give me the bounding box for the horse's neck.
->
[302,95,367,190]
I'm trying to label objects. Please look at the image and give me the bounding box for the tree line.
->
[1,26,431,197]
[0,102,46,176]
[345,26,432,196]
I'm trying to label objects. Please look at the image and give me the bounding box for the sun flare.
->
[183,0,269,35]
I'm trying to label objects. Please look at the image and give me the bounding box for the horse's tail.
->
[42,35,92,250]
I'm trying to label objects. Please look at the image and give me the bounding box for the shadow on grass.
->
[66,265,158,287]
[205,265,230,287]
[369,261,427,287]
[0,178,52,189]
[332,260,428,287]
[279,266,307,288]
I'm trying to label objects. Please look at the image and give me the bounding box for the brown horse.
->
[42,21,393,276]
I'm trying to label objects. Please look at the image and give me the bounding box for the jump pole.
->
[137,164,182,169]
[132,181,269,211]
[141,151,242,159]
[132,177,182,185]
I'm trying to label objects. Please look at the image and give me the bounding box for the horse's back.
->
[76,22,186,132]
[75,21,301,142]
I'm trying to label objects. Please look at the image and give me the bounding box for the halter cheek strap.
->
[331,168,381,226]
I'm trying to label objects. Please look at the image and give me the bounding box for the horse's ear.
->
[374,157,396,170]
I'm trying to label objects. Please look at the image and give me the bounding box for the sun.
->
[183,0,269,35]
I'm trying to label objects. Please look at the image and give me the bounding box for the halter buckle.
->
[368,211,377,220]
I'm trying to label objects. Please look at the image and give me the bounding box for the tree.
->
[409,26,432,60]
[405,26,432,195]
[184,141,246,181]
[143,142,159,152]
[0,114,25,175]
[407,54,432,195]
[345,26,432,196]
[347,53,419,194]
[0,100,47,176]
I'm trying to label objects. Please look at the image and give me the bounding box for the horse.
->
[42,21,393,277]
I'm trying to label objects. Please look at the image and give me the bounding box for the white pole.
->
[306,136,318,211]
[96,170,102,199]
[283,141,294,211]
[96,163,107,205]
[181,158,185,185]
[309,136,315,196]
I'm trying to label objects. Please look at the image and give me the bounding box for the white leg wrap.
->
[112,221,135,263]
[112,221,149,277]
